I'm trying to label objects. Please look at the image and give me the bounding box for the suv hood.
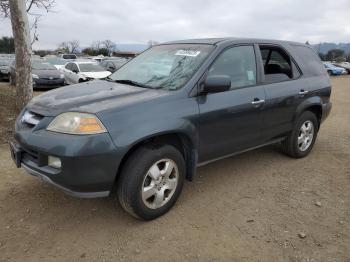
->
[33,69,62,78]
[27,80,168,116]
[81,71,111,79]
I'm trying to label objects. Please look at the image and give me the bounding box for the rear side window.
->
[65,63,73,70]
[259,46,300,83]
[292,45,325,76]
[208,45,257,89]
[62,54,77,59]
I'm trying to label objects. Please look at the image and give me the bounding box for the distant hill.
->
[312,43,350,54]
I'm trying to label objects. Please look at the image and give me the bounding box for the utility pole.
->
[9,0,33,112]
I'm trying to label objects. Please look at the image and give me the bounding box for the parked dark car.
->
[100,58,130,73]
[10,38,332,220]
[0,58,12,81]
[10,60,65,88]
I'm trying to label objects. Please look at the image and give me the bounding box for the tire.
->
[117,144,185,220]
[9,74,14,86]
[281,111,318,158]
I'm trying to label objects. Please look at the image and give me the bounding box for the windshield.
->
[32,61,57,70]
[79,63,106,72]
[46,58,66,65]
[0,59,11,66]
[108,44,214,90]
[62,54,77,59]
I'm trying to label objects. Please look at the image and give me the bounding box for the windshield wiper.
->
[111,79,153,89]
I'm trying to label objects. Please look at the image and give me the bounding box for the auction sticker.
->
[175,50,201,57]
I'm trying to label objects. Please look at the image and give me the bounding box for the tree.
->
[1,0,55,112]
[102,40,116,56]
[326,49,345,62]
[8,0,33,111]
[0,36,15,53]
[57,40,80,54]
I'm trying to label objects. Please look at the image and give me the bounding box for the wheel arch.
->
[115,131,198,187]
[294,97,323,128]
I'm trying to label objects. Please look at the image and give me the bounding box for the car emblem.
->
[49,76,53,80]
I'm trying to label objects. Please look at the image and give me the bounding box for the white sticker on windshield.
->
[175,50,201,57]
[247,70,255,81]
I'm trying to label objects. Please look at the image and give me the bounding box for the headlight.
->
[47,112,107,134]
[60,74,64,78]
[32,74,39,79]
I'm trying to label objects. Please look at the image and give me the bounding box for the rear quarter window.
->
[291,45,325,76]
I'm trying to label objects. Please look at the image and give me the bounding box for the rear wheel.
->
[117,144,185,220]
[281,111,318,158]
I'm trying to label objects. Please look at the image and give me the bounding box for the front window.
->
[207,45,257,89]
[108,44,214,90]
[31,61,57,70]
[78,63,106,72]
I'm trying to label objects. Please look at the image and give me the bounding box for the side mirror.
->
[200,75,231,94]
[72,70,78,74]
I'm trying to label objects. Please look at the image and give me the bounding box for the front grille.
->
[21,110,44,128]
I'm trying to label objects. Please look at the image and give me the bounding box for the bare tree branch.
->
[26,0,34,12]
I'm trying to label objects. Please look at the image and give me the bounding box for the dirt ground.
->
[0,77,349,262]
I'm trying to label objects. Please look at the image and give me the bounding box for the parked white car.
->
[61,61,111,84]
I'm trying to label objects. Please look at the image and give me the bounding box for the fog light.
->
[48,156,61,169]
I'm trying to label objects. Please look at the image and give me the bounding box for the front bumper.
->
[33,78,65,88]
[321,102,332,123]
[0,72,9,80]
[12,117,123,198]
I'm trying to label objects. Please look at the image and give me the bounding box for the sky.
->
[1,0,350,50]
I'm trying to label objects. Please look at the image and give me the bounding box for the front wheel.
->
[9,74,14,86]
[117,144,185,220]
[281,111,318,158]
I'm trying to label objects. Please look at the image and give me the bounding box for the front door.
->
[198,45,265,162]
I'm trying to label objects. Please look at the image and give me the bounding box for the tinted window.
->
[71,63,79,72]
[292,45,325,76]
[260,47,292,79]
[207,45,257,89]
[65,63,73,70]
[62,54,77,59]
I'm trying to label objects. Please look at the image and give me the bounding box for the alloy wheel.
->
[298,120,314,151]
[141,159,178,209]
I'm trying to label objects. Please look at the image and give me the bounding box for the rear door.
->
[257,44,305,142]
[198,45,266,162]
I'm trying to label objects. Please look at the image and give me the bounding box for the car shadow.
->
[3,144,287,227]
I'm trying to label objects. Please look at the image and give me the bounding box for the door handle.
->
[251,99,265,105]
[299,90,309,95]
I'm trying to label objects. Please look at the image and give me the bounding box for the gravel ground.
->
[0,77,349,262]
